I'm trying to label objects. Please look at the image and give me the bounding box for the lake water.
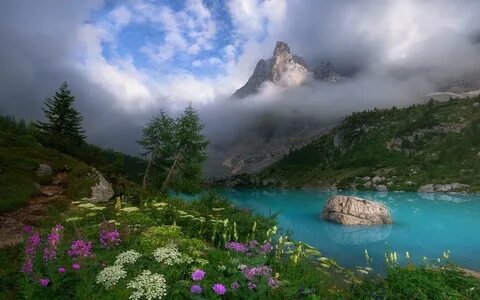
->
[221,189,480,272]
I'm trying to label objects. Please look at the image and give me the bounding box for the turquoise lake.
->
[220,189,480,272]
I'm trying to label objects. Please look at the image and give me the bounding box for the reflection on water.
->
[324,223,392,246]
[220,189,480,272]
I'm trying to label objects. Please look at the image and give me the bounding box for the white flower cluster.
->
[121,207,140,213]
[65,216,83,222]
[152,245,181,266]
[96,265,126,289]
[127,270,167,300]
[115,250,142,266]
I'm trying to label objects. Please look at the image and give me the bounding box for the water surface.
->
[221,189,480,272]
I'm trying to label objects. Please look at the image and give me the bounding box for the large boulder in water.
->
[321,195,392,225]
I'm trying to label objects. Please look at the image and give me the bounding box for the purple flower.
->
[231,281,240,290]
[212,283,227,295]
[21,258,33,273]
[242,265,272,280]
[190,284,202,294]
[192,269,206,281]
[58,267,66,273]
[72,263,81,270]
[259,242,273,254]
[25,232,41,256]
[22,230,41,273]
[43,225,64,262]
[68,240,92,258]
[99,227,121,249]
[39,278,49,287]
[248,282,256,290]
[23,225,33,234]
[225,241,247,253]
[268,277,280,289]
[247,240,258,250]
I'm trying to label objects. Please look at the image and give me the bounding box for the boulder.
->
[90,169,114,202]
[418,183,469,193]
[36,163,52,177]
[321,195,392,226]
[376,185,388,192]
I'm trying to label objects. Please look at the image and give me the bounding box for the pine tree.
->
[137,110,176,188]
[138,104,208,192]
[36,82,85,146]
[162,103,208,193]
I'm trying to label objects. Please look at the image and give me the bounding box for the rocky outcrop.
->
[232,41,342,99]
[417,183,469,193]
[36,163,52,177]
[89,169,114,202]
[322,195,392,226]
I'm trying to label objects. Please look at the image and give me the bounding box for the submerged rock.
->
[418,183,469,193]
[321,195,392,225]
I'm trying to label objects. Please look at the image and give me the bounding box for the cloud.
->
[1,0,480,160]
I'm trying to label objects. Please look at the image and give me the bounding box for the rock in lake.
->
[417,183,469,193]
[36,163,52,177]
[321,195,392,225]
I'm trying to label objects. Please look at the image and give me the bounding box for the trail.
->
[0,171,69,248]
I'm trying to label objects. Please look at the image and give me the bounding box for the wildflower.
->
[231,281,240,290]
[242,265,272,280]
[65,217,83,222]
[43,224,64,261]
[153,245,181,266]
[364,249,370,261]
[259,241,273,254]
[72,263,81,270]
[39,278,49,287]
[192,269,206,281]
[120,207,140,213]
[22,230,41,273]
[127,270,167,300]
[190,284,202,294]
[96,265,127,289]
[68,240,92,258]
[212,283,226,295]
[99,227,121,249]
[406,251,410,260]
[217,265,226,271]
[115,250,141,266]
[58,267,66,273]
[225,241,247,253]
[195,259,209,266]
[268,277,280,289]
[248,282,256,290]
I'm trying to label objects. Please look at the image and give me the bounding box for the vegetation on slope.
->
[245,97,480,191]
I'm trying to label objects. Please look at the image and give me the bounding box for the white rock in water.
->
[322,195,392,226]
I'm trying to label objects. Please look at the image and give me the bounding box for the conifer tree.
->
[37,82,85,146]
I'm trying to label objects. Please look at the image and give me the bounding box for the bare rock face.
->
[36,163,52,177]
[322,195,392,226]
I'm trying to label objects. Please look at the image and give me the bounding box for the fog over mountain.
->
[1,0,480,167]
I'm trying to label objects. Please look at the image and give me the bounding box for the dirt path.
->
[0,172,69,248]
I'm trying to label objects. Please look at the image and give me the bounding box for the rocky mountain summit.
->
[232,41,342,99]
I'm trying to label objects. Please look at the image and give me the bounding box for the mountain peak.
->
[232,41,342,99]
[273,41,290,57]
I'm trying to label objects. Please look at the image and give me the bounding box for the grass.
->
[244,97,480,191]
[3,192,478,299]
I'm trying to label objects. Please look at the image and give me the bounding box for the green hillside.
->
[238,97,480,191]
[0,116,145,212]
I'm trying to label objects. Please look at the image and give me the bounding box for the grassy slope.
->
[0,130,96,212]
[249,97,480,191]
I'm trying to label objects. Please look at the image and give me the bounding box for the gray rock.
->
[322,195,392,226]
[36,163,52,177]
[418,183,470,193]
[90,170,114,202]
[376,185,388,192]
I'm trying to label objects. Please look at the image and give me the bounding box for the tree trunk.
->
[142,150,156,189]
[161,152,180,192]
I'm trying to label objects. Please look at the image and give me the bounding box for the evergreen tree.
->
[162,103,208,193]
[36,82,85,146]
[137,110,176,188]
[138,104,208,193]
